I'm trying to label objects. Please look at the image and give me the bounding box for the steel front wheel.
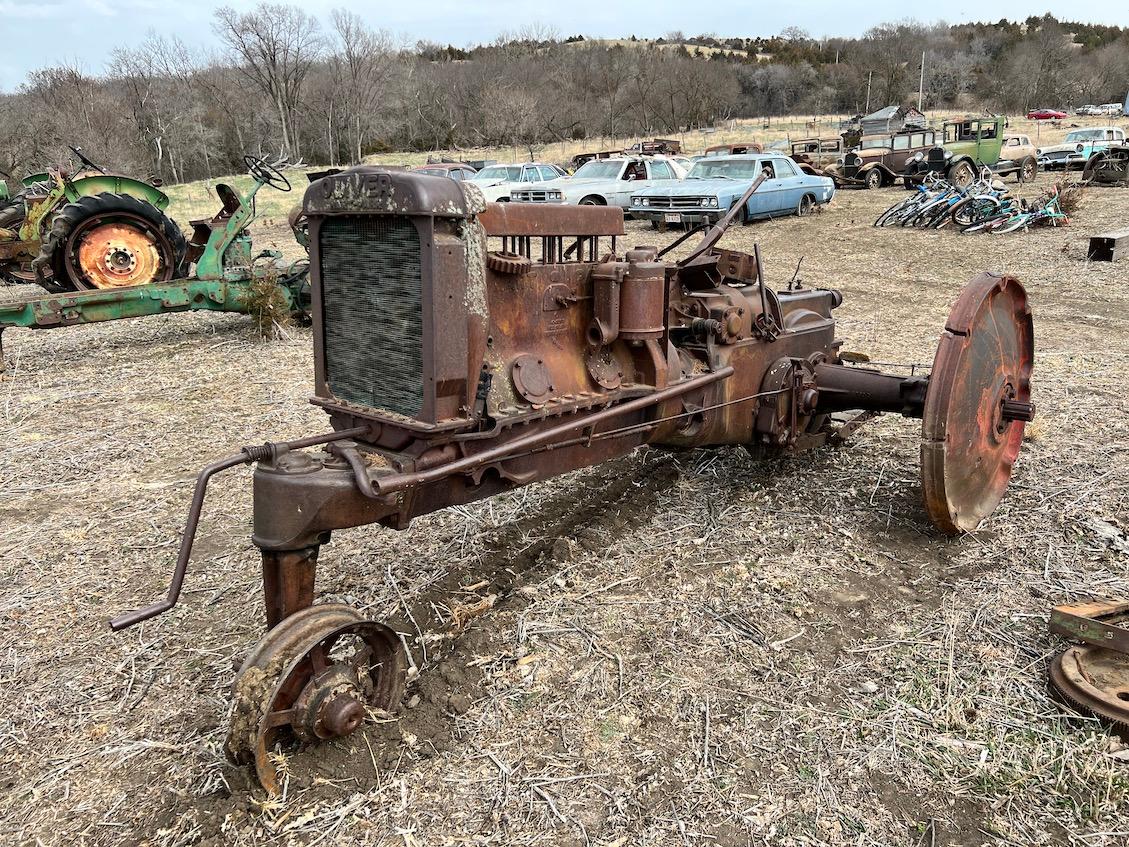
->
[225,603,407,794]
[864,169,883,190]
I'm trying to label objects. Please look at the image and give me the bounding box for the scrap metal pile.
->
[1050,600,1129,733]
[108,168,1036,792]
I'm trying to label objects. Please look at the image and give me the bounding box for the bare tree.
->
[213,3,324,159]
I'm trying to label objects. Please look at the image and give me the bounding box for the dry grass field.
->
[2,143,1129,846]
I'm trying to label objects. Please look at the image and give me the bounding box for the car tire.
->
[947,161,975,188]
[796,194,814,217]
[579,196,603,206]
[864,169,883,190]
[1017,157,1037,183]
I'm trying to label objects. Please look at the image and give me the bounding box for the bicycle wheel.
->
[950,196,1000,228]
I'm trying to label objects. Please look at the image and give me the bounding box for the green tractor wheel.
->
[40,192,186,292]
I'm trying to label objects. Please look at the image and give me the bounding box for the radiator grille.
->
[645,196,708,209]
[319,215,423,417]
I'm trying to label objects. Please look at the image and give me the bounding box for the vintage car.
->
[703,142,765,157]
[1026,108,1067,120]
[466,162,567,202]
[412,162,477,180]
[790,137,843,168]
[628,153,834,226]
[903,116,1027,186]
[828,128,939,188]
[1037,127,1127,170]
[510,156,686,208]
[1000,133,1039,181]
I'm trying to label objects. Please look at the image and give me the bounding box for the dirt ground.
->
[2,172,1128,847]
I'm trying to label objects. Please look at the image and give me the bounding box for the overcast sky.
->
[1,0,1126,92]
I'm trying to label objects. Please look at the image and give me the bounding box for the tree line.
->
[1,8,1127,186]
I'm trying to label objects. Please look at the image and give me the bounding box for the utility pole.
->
[865,71,873,113]
[918,51,926,111]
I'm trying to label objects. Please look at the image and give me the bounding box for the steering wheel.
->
[243,155,291,192]
[69,145,106,174]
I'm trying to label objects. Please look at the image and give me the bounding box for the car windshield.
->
[472,166,523,181]
[1066,130,1106,141]
[572,161,623,179]
[687,159,763,179]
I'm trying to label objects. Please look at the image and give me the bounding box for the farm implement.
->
[0,156,309,367]
[112,168,1035,792]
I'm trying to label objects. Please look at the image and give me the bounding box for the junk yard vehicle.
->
[511,155,687,208]
[904,115,1034,186]
[0,156,309,366]
[630,153,834,226]
[0,146,185,290]
[111,167,1035,793]
[1037,127,1126,170]
[1082,143,1129,184]
[828,128,939,189]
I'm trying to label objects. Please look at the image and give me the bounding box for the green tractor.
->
[1,155,310,368]
[0,147,185,291]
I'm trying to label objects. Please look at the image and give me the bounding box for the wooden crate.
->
[1088,228,1129,262]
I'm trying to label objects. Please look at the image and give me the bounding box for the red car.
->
[1026,108,1067,120]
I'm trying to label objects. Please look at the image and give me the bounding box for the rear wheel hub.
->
[76,222,162,288]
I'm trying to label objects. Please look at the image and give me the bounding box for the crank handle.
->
[109,426,369,631]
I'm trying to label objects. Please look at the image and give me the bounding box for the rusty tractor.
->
[112,168,1035,792]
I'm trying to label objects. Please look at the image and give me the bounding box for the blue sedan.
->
[630,153,834,226]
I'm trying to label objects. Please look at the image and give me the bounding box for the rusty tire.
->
[796,194,814,216]
[486,251,532,275]
[1018,157,1037,183]
[864,169,883,190]
[46,192,186,292]
[920,273,1033,534]
[225,603,407,794]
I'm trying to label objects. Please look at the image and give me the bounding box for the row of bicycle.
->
[874,169,1070,233]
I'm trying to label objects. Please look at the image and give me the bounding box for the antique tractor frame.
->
[112,169,1035,793]
[0,157,309,368]
[0,146,184,290]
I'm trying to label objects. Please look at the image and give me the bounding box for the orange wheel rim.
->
[74,222,163,288]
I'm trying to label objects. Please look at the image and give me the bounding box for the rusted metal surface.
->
[114,166,1037,792]
[1049,646,1129,734]
[224,603,406,794]
[1083,146,1129,184]
[478,202,623,238]
[1050,600,1129,655]
[921,273,1034,534]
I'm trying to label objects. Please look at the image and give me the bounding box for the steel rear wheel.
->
[47,192,186,291]
[920,273,1034,533]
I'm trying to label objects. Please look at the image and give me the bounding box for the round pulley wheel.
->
[920,273,1034,534]
[225,603,407,794]
[1049,645,1129,735]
